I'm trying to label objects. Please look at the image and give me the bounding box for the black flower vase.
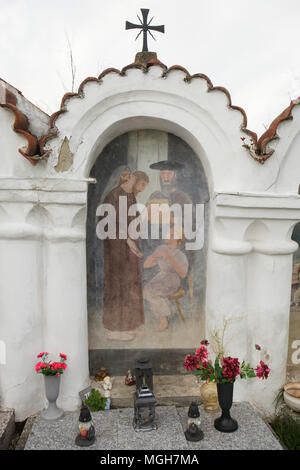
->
[214,382,238,433]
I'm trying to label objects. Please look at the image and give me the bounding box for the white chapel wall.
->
[0,63,299,418]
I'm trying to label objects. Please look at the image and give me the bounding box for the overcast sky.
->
[0,0,299,136]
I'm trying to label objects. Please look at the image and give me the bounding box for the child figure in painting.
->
[143,226,188,332]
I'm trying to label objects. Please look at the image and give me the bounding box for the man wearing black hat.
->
[145,160,195,251]
[148,160,193,210]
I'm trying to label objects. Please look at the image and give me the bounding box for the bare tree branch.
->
[65,32,76,93]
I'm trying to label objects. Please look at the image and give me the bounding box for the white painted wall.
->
[0,63,300,419]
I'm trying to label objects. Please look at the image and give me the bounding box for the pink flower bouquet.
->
[184,342,270,384]
[35,352,68,377]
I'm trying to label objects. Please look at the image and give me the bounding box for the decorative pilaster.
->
[208,192,300,412]
[207,216,251,402]
[0,202,45,420]
[0,178,91,418]
[245,220,298,414]
[43,202,89,411]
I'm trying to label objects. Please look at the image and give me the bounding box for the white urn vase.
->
[41,375,64,420]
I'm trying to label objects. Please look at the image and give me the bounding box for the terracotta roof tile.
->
[162,65,191,77]
[0,103,45,165]
[0,79,50,165]
[256,100,296,155]
[147,58,166,67]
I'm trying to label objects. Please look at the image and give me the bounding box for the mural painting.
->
[87,130,209,350]
[288,223,300,380]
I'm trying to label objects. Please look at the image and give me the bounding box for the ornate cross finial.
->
[125,8,165,52]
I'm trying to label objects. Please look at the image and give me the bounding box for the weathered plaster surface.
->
[55,137,74,173]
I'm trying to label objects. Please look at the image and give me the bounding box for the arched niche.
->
[86,129,209,374]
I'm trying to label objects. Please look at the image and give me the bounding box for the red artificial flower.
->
[37,352,48,358]
[222,357,240,381]
[255,344,261,351]
[183,354,198,371]
[56,373,60,376]
[195,346,208,364]
[35,362,43,372]
[60,362,67,370]
[59,353,67,361]
[255,361,270,380]
[200,340,209,346]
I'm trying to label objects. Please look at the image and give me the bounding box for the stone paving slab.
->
[0,408,15,450]
[25,403,283,450]
[177,402,283,450]
[117,406,188,450]
[25,409,120,451]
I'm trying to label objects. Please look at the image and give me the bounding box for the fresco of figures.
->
[87,130,209,349]
[288,223,300,380]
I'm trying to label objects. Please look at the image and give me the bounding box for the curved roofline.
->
[40,61,260,159]
[4,58,300,166]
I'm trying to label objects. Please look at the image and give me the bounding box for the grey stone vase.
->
[41,375,64,420]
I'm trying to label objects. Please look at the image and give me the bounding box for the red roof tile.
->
[0,103,44,165]
[0,79,50,165]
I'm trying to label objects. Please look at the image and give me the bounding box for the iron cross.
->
[125,8,165,52]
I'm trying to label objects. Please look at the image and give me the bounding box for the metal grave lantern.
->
[184,402,204,442]
[133,384,157,432]
[134,357,153,391]
[75,403,96,446]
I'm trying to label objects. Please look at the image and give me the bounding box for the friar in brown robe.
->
[101,171,149,341]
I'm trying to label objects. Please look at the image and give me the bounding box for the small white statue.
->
[101,376,113,409]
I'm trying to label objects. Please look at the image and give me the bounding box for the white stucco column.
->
[43,183,89,412]
[0,179,91,417]
[246,224,298,415]
[207,210,251,402]
[0,198,45,421]
[210,193,300,414]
